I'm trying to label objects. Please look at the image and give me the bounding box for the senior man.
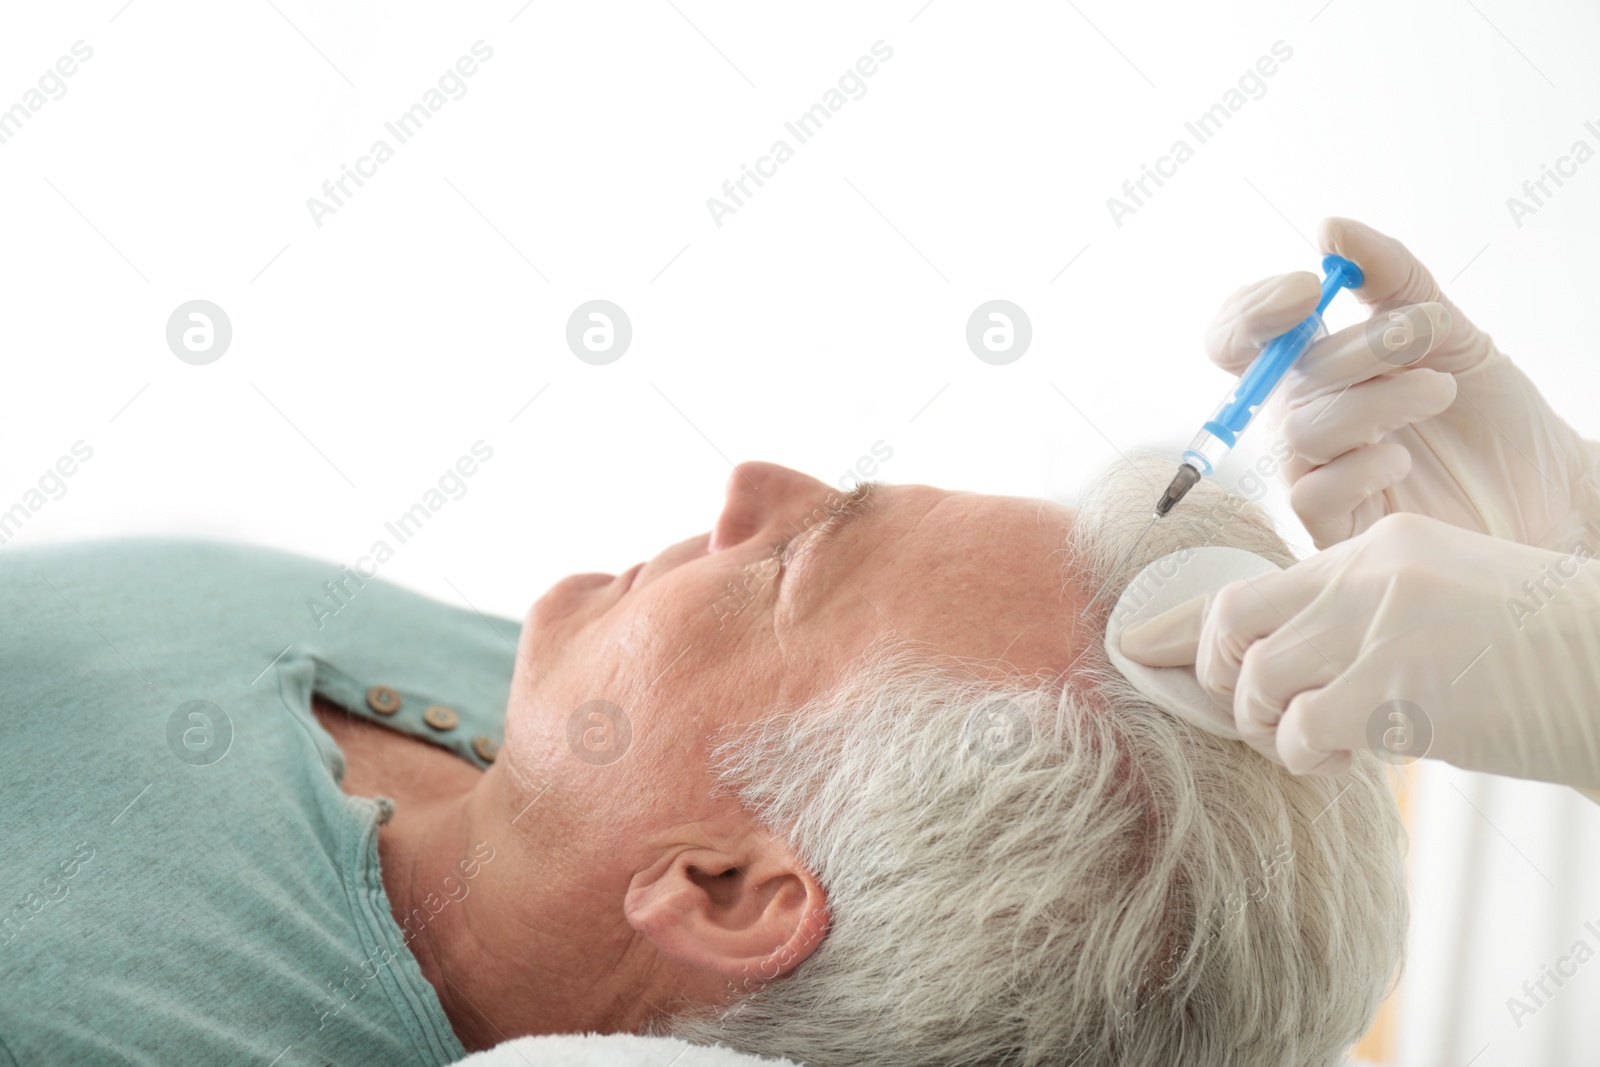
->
[0,456,1405,1067]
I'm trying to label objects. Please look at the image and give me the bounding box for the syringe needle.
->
[1085,511,1159,612]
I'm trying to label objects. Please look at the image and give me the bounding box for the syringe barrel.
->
[1202,312,1325,444]
[1179,253,1360,479]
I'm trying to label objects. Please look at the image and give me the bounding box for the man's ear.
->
[623,830,829,991]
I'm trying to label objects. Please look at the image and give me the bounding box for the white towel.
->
[450,1033,801,1067]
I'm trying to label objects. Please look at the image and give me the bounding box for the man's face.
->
[506,462,1081,821]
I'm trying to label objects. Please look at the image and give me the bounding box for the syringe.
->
[1154,253,1365,518]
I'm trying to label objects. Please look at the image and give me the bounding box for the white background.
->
[3,1,1599,1063]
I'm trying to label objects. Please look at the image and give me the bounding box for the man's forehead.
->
[894,486,1075,554]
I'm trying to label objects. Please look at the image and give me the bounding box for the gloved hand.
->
[1119,512,1600,789]
[1207,217,1600,552]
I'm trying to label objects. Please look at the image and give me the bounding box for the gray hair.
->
[668,458,1409,1066]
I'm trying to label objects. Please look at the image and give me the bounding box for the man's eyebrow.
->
[783,481,878,583]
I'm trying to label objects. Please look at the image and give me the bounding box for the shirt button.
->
[472,735,500,763]
[423,704,459,732]
[366,685,401,716]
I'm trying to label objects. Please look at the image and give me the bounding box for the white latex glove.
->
[1207,217,1600,552]
[1119,512,1600,790]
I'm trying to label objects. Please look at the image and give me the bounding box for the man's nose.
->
[709,462,832,552]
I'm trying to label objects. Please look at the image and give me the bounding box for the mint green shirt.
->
[0,538,518,1066]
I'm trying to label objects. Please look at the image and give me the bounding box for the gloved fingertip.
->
[1238,723,1287,767]
[1118,598,1205,667]
[1232,273,1323,342]
[1268,271,1322,319]
[1228,273,1323,352]
[1318,219,1437,307]
[1317,216,1387,258]
[1277,700,1354,776]
[1419,365,1459,402]
[1378,440,1415,483]
[1233,693,1280,752]
[1316,216,1360,257]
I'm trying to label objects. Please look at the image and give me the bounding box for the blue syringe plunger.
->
[1155,253,1364,518]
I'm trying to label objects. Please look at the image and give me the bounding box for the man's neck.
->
[379,771,677,1051]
